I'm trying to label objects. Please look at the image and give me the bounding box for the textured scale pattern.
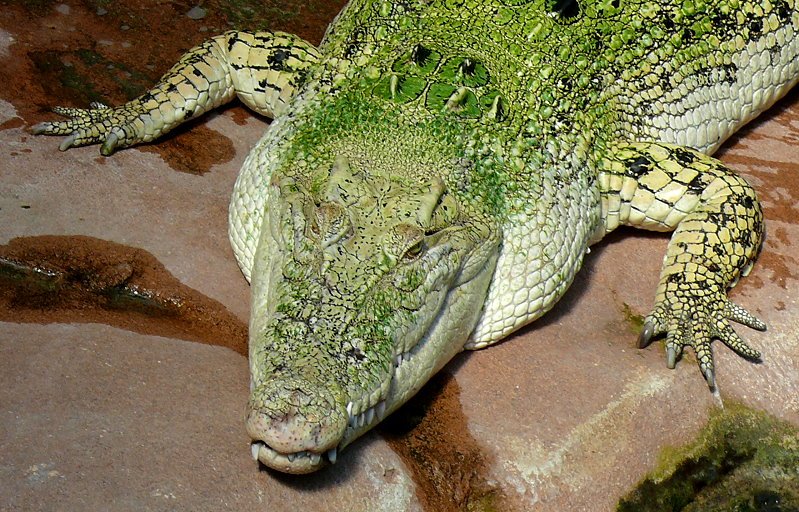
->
[32,0,799,473]
[598,142,767,387]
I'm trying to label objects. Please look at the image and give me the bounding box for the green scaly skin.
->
[33,0,798,473]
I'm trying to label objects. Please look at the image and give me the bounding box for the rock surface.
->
[1,2,797,511]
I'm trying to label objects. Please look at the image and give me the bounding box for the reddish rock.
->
[1,2,797,511]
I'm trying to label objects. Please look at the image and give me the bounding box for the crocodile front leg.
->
[597,141,766,389]
[32,31,320,155]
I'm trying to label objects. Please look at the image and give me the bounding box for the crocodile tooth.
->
[445,86,469,110]
[251,442,262,461]
[327,447,338,465]
[365,407,375,425]
[310,453,321,465]
[376,401,386,419]
[389,74,400,100]
[346,401,353,416]
[357,413,366,428]
[287,453,297,463]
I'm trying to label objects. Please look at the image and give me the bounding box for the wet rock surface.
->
[0,235,248,355]
[1,1,798,511]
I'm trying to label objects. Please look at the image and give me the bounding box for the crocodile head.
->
[245,157,500,473]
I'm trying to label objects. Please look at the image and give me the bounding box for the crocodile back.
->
[230,0,798,342]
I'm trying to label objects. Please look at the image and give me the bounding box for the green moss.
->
[0,258,61,293]
[621,302,645,332]
[29,51,105,106]
[466,489,504,512]
[74,49,155,101]
[16,0,58,15]
[29,49,157,106]
[617,404,799,512]
[206,0,299,31]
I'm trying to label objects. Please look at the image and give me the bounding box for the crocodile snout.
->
[246,377,347,473]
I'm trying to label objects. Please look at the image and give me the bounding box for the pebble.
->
[187,6,207,20]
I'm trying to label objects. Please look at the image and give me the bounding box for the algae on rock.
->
[618,404,799,512]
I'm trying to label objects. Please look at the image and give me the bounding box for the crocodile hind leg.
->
[31,31,320,155]
[597,141,766,389]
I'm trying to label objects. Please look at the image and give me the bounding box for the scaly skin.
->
[33,0,799,473]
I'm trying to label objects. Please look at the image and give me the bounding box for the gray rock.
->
[186,6,206,20]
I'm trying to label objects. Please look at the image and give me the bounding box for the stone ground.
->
[1,1,798,511]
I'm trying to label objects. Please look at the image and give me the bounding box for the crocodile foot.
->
[32,102,147,155]
[637,293,766,390]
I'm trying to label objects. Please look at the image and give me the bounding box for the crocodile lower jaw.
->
[250,397,387,473]
[250,441,339,474]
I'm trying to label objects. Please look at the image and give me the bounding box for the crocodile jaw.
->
[246,248,497,473]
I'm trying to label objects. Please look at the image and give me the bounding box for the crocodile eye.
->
[403,240,424,261]
[386,224,425,262]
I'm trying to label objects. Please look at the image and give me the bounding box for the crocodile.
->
[32,0,798,474]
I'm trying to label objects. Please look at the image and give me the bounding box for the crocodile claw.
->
[666,345,677,369]
[101,131,120,156]
[59,133,78,151]
[32,102,146,155]
[637,321,656,349]
[30,122,50,135]
[637,291,764,391]
[702,365,716,390]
